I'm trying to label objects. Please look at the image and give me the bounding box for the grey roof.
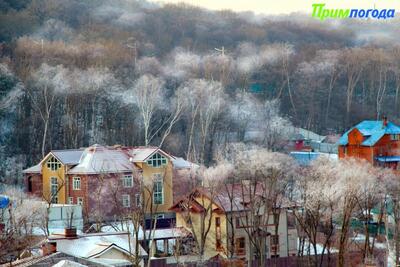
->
[172,157,198,169]
[22,164,41,174]
[68,145,135,174]
[51,150,85,165]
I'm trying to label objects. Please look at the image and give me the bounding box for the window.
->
[47,156,62,171]
[155,214,164,219]
[68,197,73,204]
[391,134,400,141]
[28,176,33,192]
[77,197,83,206]
[135,193,141,207]
[50,177,58,204]
[73,177,81,190]
[236,237,246,256]
[147,153,167,168]
[122,195,130,208]
[216,217,222,250]
[270,235,279,255]
[153,174,164,205]
[122,175,133,188]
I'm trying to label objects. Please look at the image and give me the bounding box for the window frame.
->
[122,194,131,208]
[153,175,164,205]
[135,193,141,207]
[47,156,62,171]
[77,197,83,206]
[122,175,133,188]
[68,197,74,204]
[235,237,246,256]
[147,153,168,168]
[72,177,81,190]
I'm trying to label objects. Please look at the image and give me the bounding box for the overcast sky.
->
[152,0,400,15]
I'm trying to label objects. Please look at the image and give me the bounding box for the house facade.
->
[169,187,298,262]
[23,144,188,223]
[338,119,400,168]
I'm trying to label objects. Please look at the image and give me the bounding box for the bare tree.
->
[0,187,46,264]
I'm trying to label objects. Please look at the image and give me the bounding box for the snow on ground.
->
[298,239,338,255]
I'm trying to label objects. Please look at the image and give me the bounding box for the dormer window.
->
[147,153,167,168]
[46,156,61,171]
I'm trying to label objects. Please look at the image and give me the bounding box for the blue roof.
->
[375,156,400,162]
[338,120,400,146]
[290,151,338,166]
[290,152,320,166]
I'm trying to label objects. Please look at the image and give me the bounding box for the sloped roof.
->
[68,145,135,174]
[52,260,88,267]
[23,145,181,175]
[92,223,190,240]
[128,147,172,162]
[338,120,400,146]
[7,252,107,267]
[23,149,84,174]
[172,157,198,169]
[51,150,85,165]
[290,151,338,166]
[22,163,41,174]
[48,232,147,259]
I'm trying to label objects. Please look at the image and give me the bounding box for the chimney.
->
[383,116,388,127]
[64,227,78,239]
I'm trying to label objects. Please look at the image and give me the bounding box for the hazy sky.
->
[152,0,400,15]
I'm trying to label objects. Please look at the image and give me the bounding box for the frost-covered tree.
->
[0,187,46,264]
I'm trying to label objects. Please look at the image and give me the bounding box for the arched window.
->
[147,153,167,168]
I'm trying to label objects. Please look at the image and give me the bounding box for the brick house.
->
[338,118,400,168]
[23,144,193,223]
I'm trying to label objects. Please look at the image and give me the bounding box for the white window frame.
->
[73,177,81,190]
[77,197,83,206]
[147,153,167,168]
[68,197,73,204]
[122,175,133,188]
[153,174,164,205]
[122,194,131,208]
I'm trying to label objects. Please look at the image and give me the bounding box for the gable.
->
[347,128,364,145]
[93,246,131,260]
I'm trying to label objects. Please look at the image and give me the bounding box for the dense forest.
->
[1,0,400,185]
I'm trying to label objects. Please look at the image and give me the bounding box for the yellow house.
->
[169,188,228,260]
[128,147,175,218]
[23,149,84,204]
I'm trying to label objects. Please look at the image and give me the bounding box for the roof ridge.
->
[51,148,86,152]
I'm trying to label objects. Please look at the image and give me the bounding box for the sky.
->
[152,0,400,15]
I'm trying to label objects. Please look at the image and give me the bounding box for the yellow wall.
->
[41,154,66,204]
[175,196,227,259]
[137,158,174,214]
